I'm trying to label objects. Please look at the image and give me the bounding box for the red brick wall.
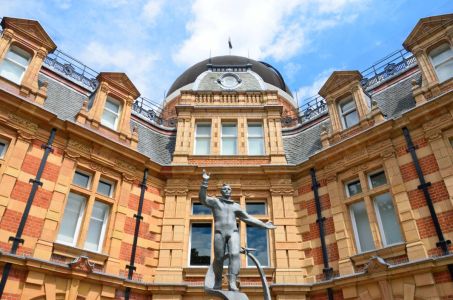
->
[399,154,439,182]
[407,181,449,209]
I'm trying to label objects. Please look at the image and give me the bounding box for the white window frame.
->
[245,225,269,267]
[345,178,361,197]
[0,138,9,159]
[194,123,211,155]
[367,169,387,189]
[429,42,453,83]
[349,201,376,253]
[97,178,115,198]
[0,45,31,84]
[72,169,92,189]
[84,201,110,253]
[338,96,358,129]
[101,97,122,130]
[372,193,401,247]
[247,122,265,155]
[56,193,87,247]
[221,122,238,155]
[188,222,213,267]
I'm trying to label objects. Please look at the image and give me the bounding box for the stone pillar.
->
[326,96,342,134]
[87,82,109,127]
[0,29,13,61]
[21,47,47,96]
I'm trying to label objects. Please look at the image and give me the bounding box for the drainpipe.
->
[0,128,57,297]
[124,168,148,300]
[310,168,334,300]
[402,127,453,279]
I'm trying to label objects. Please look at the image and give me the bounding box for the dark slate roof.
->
[132,120,175,165]
[372,71,419,119]
[40,73,87,121]
[282,119,330,165]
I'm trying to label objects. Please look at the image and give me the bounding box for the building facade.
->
[0,13,452,300]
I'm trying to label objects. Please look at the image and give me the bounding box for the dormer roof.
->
[1,17,57,52]
[97,72,141,99]
[318,70,362,98]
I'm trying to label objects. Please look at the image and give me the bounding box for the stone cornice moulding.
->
[318,71,362,99]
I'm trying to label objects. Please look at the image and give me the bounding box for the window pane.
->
[344,110,359,128]
[374,193,403,246]
[340,98,355,113]
[369,171,387,188]
[347,180,362,197]
[222,124,237,136]
[246,203,266,215]
[0,60,25,84]
[192,203,211,215]
[430,44,453,65]
[0,141,6,158]
[196,124,211,136]
[195,138,210,155]
[105,98,120,113]
[350,201,374,252]
[6,47,30,66]
[101,110,118,129]
[97,180,113,197]
[84,201,109,252]
[73,171,90,188]
[248,138,265,155]
[248,124,263,137]
[57,193,85,245]
[436,59,453,82]
[246,226,269,266]
[222,138,237,155]
[190,223,212,266]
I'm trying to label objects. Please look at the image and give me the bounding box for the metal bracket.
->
[8,236,24,245]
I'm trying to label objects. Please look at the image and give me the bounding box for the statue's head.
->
[220,184,232,198]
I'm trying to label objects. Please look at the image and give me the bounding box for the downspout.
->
[0,128,57,297]
[124,168,148,300]
[402,127,453,279]
[310,168,334,300]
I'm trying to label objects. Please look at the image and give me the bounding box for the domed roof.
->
[167,55,292,96]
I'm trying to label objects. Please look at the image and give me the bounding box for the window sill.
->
[350,242,406,265]
[53,242,108,265]
[183,266,275,278]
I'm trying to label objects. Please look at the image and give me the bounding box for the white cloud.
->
[141,0,165,23]
[295,68,335,103]
[173,0,368,66]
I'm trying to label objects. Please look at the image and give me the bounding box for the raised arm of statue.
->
[199,169,217,208]
[236,209,276,229]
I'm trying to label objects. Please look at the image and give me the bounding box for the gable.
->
[403,14,453,50]
[98,72,141,99]
[318,70,362,98]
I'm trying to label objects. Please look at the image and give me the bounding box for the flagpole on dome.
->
[228,37,232,55]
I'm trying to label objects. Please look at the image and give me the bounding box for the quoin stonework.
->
[0,13,452,300]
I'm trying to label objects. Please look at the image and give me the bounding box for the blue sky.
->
[1,0,452,106]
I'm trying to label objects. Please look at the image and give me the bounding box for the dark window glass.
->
[246,225,269,266]
[344,110,359,128]
[347,180,362,197]
[246,203,266,215]
[192,203,211,215]
[73,171,90,189]
[369,171,387,188]
[0,141,6,158]
[190,223,212,266]
[97,180,113,197]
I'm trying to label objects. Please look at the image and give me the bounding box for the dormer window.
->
[0,45,31,84]
[339,96,358,129]
[429,43,453,83]
[101,97,122,130]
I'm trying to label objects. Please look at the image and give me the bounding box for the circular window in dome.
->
[217,73,242,89]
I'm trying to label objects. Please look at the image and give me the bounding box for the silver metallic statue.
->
[199,169,276,293]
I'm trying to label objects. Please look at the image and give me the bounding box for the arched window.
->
[0,45,31,84]
[429,43,453,83]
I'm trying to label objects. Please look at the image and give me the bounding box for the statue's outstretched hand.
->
[265,221,276,229]
[202,169,210,181]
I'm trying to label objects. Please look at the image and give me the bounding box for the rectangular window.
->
[221,123,237,155]
[190,223,212,266]
[429,43,453,83]
[246,202,266,215]
[373,193,403,246]
[194,123,211,155]
[72,170,91,189]
[346,179,362,197]
[339,97,359,129]
[57,193,86,246]
[350,201,375,252]
[84,201,109,252]
[368,170,387,189]
[247,123,265,155]
[192,202,211,215]
[97,179,114,197]
[0,46,31,84]
[246,225,269,267]
[0,139,8,159]
[101,97,121,130]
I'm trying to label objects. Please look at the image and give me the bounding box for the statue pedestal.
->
[205,288,249,300]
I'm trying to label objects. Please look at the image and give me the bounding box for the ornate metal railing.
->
[131,97,176,128]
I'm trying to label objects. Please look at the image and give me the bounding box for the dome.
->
[167,55,292,96]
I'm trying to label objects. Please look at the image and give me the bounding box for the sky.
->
[1,0,452,107]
